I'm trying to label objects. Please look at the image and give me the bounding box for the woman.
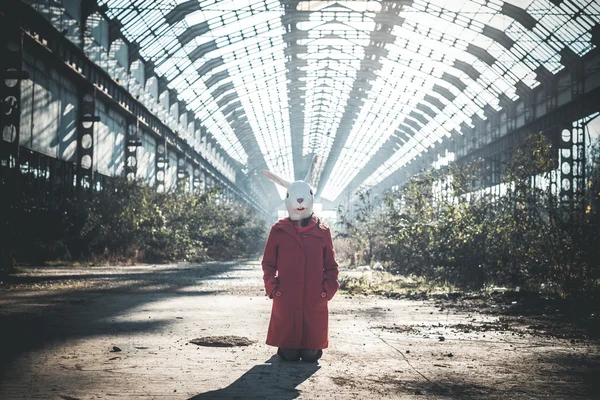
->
[262,160,339,362]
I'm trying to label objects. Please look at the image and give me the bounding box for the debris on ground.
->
[189,336,254,347]
[374,324,419,334]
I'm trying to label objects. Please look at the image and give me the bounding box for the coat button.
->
[321,292,327,298]
[276,291,282,297]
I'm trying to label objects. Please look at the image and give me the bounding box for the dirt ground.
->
[0,261,598,399]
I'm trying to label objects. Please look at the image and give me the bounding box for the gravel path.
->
[0,261,597,399]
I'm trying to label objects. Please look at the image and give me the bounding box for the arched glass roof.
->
[98,0,600,201]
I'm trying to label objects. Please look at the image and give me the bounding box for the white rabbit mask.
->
[263,156,317,221]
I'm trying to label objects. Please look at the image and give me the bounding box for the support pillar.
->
[560,48,584,101]
[77,90,98,191]
[535,66,558,114]
[0,13,28,196]
[499,94,516,133]
[155,139,166,193]
[557,121,586,218]
[177,155,188,191]
[192,168,201,193]
[516,81,535,125]
[126,121,141,180]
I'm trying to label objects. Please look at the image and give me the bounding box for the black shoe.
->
[299,349,322,362]
[277,348,301,361]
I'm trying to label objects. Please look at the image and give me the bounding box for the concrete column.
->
[0,13,28,191]
[125,121,141,180]
[77,89,99,190]
[177,155,188,190]
[155,139,167,193]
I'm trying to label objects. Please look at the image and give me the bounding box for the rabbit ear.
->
[304,155,318,182]
[262,170,290,188]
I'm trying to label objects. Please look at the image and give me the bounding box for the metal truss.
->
[12,0,600,208]
[1,0,267,215]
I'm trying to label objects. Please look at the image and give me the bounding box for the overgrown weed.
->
[0,178,267,269]
[335,132,600,297]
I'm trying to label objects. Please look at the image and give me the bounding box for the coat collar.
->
[274,215,326,240]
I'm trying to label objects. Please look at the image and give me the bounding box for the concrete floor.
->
[0,261,597,399]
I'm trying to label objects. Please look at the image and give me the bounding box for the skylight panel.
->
[107,0,130,8]
[144,9,166,29]
[179,87,198,104]
[161,63,184,82]
[194,4,293,190]
[124,16,151,37]
[297,1,381,13]
[322,56,437,199]
[184,11,206,26]
[98,0,599,200]
[302,51,360,60]
[487,13,513,32]
[119,10,143,26]
[506,23,562,72]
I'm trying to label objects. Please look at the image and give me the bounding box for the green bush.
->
[0,178,267,266]
[337,132,600,296]
[336,190,385,266]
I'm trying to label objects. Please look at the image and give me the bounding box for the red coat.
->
[262,215,339,349]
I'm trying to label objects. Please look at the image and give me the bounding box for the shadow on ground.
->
[189,356,320,399]
[330,348,600,399]
[430,290,600,340]
[0,261,244,384]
